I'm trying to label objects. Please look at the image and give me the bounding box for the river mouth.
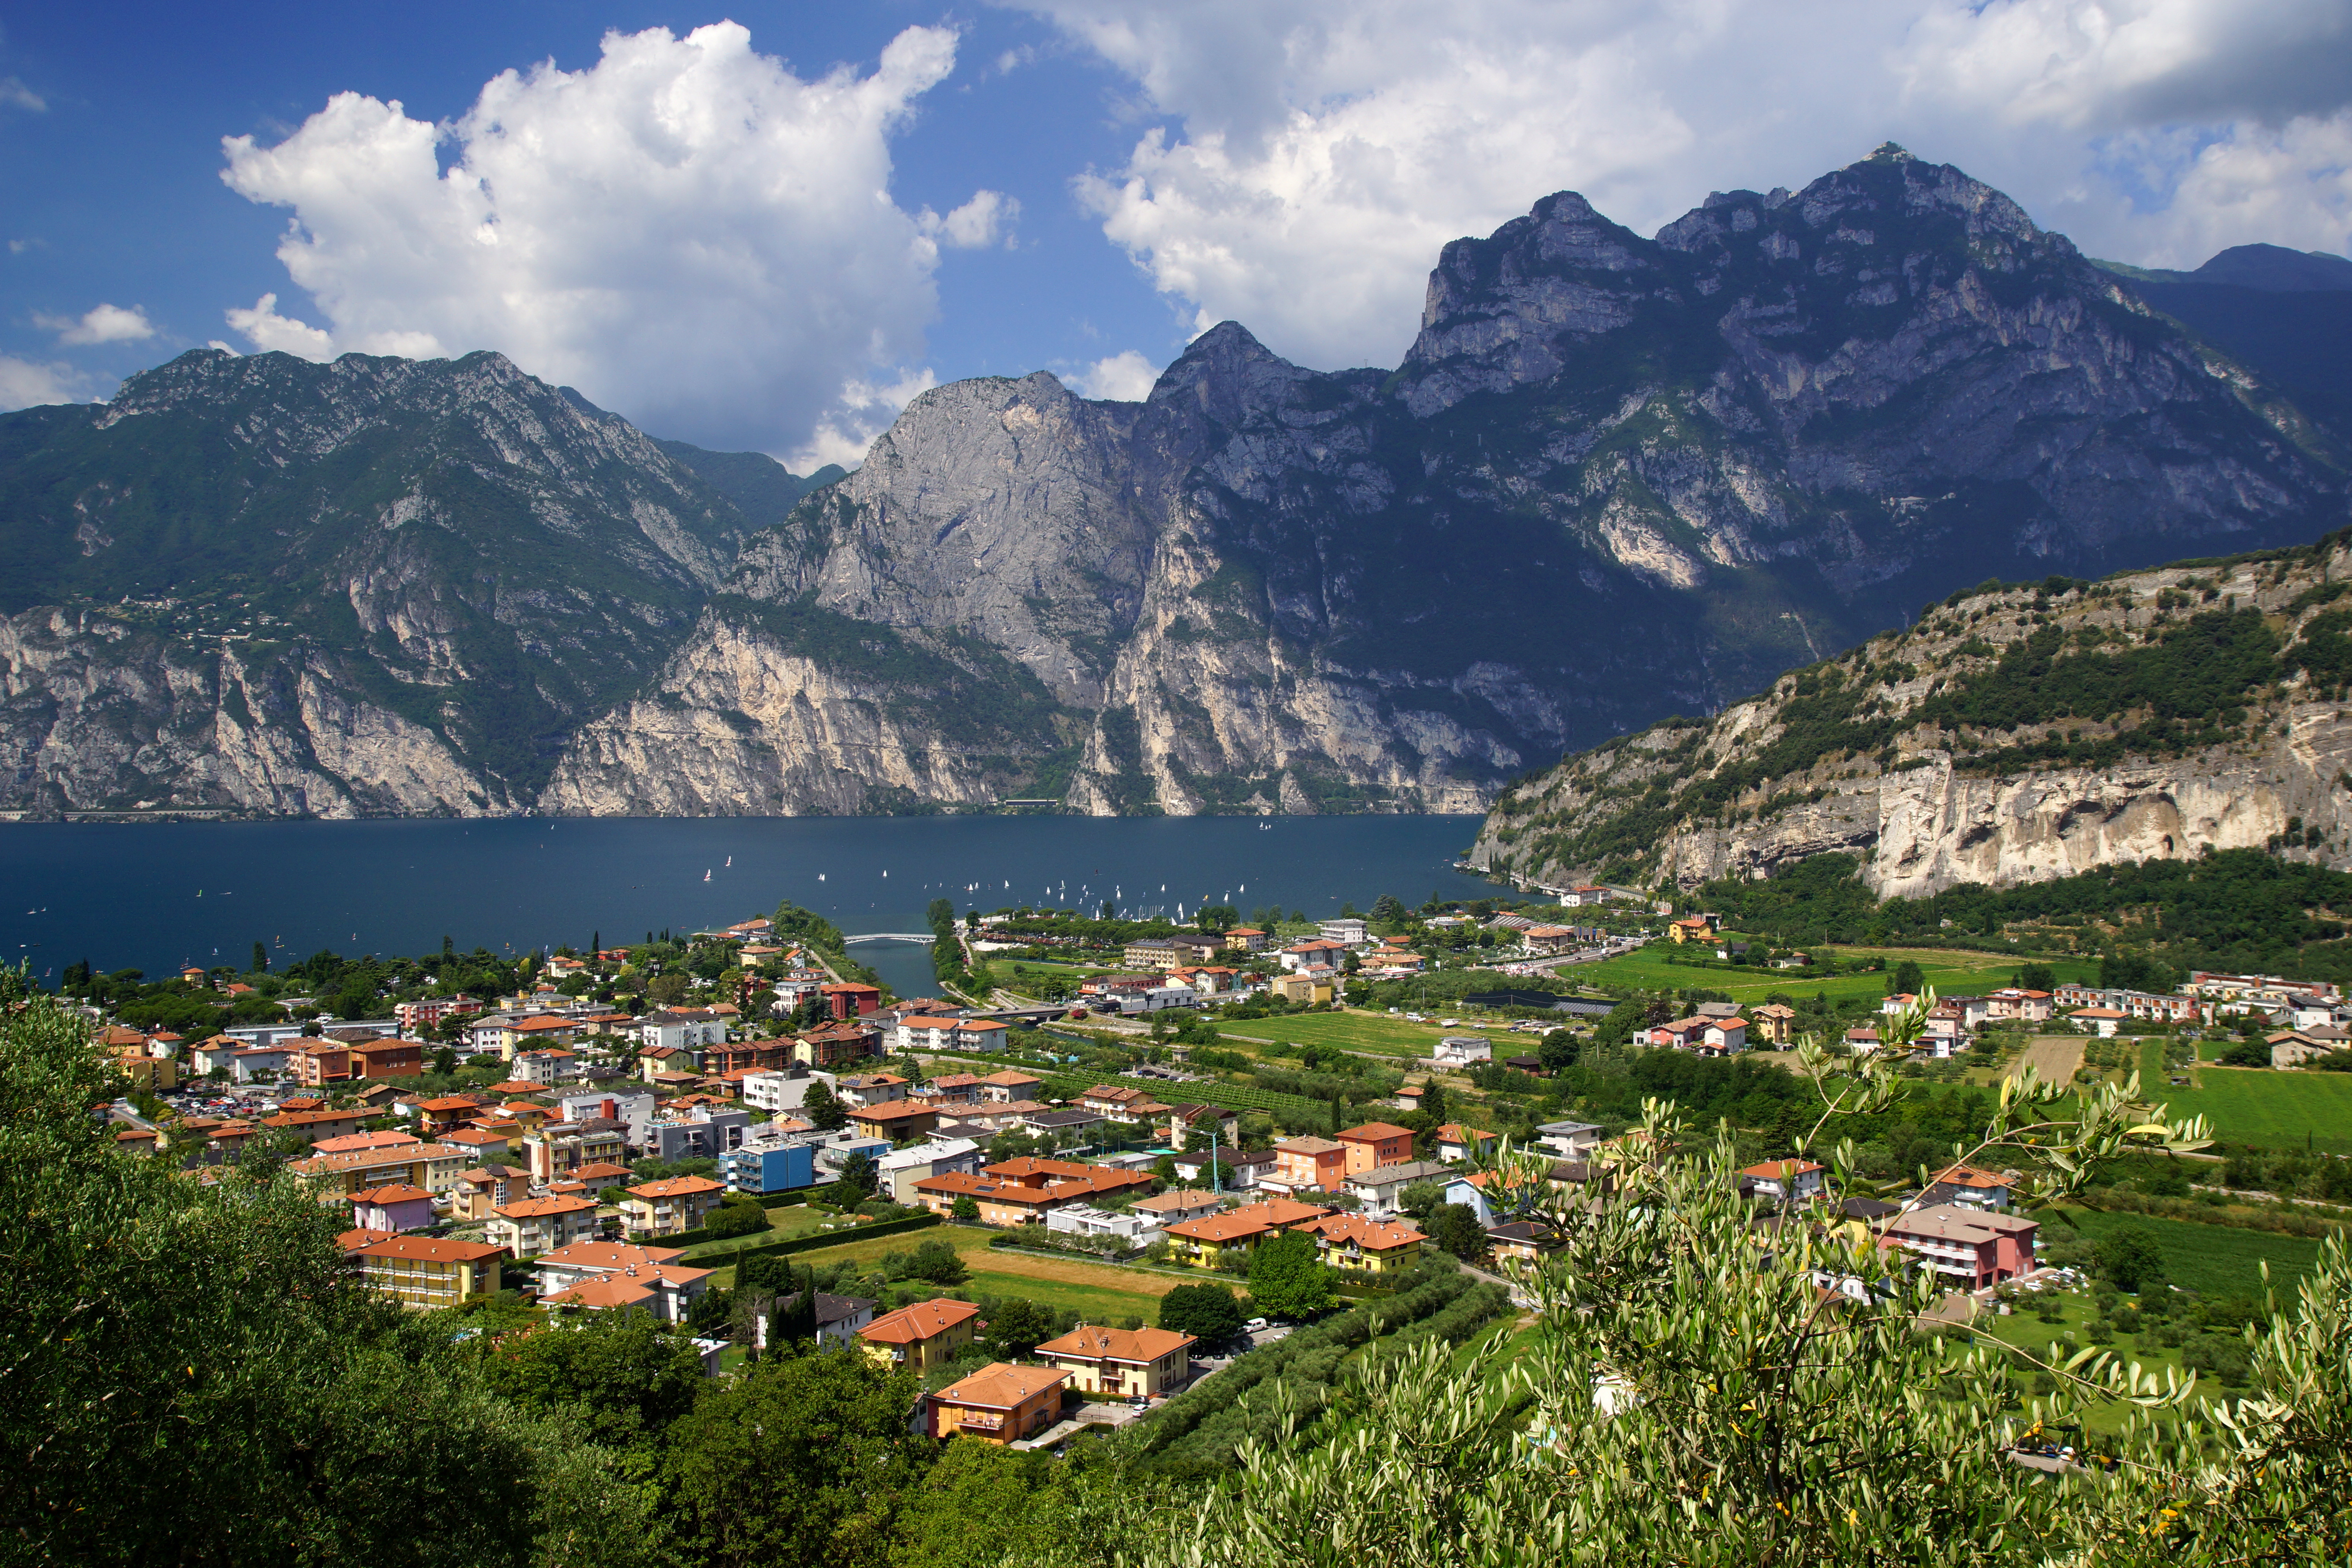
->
[1,813,1494,979]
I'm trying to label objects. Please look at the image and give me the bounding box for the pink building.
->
[1878,1205,2038,1290]
[350,1182,438,1233]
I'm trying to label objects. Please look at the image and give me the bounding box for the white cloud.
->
[0,77,44,113]
[791,367,938,472]
[223,293,338,357]
[921,189,1022,249]
[0,355,94,410]
[1065,348,1160,401]
[34,303,157,345]
[1022,0,2352,368]
[219,22,965,454]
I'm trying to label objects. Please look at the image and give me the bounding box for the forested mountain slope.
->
[0,352,812,816]
[1472,530,2352,897]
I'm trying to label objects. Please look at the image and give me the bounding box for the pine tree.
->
[804,1079,849,1132]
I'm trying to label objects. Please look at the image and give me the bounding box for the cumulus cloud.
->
[222,292,338,357]
[920,189,1022,249]
[34,303,157,345]
[219,22,975,456]
[1021,0,2352,369]
[1065,348,1160,401]
[792,367,938,472]
[0,355,95,410]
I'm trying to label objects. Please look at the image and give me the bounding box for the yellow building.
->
[111,1051,178,1093]
[1296,1211,1426,1274]
[617,1175,726,1238]
[858,1297,982,1371]
[289,1140,470,1197]
[352,1235,507,1308]
[1035,1324,1198,1399]
[1270,975,1334,1005]
[928,1362,1067,1443]
[1668,915,1717,945]
[1159,1199,1330,1268]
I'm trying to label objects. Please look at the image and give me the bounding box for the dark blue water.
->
[0,815,1499,994]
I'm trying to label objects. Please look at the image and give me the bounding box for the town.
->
[53,875,2352,1462]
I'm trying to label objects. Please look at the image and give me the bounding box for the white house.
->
[512,1049,581,1085]
[877,1136,984,1205]
[1045,1205,1159,1244]
[1699,1019,1748,1054]
[230,1044,292,1083]
[1739,1160,1826,1203]
[1318,918,1370,946]
[1533,1120,1602,1160]
[1434,1035,1493,1068]
[1279,940,1350,975]
[639,1010,727,1054]
[739,1070,831,1115]
[1348,1158,1454,1218]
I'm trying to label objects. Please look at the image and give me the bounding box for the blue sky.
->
[6,2,2351,465]
[2,4,1191,459]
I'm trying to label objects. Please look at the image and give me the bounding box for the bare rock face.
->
[0,349,746,816]
[0,609,501,817]
[555,149,2340,818]
[1472,535,2352,896]
[3,149,2344,819]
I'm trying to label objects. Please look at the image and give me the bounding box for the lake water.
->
[0,815,1499,995]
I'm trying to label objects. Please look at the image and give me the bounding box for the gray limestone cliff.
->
[3,147,2347,818]
[1471,534,2352,897]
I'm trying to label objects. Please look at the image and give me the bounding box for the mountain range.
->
[0,144,2346,820]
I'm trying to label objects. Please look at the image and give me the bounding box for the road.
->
[2007,1035,2085,1086]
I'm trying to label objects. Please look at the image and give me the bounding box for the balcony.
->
[955,1411,1006,1432]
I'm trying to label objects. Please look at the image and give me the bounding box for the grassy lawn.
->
[1219,1009,1542,1061]
[748,1223,1171,1323]
[1573,944,2096,1005]
[1976,1284,2193,1436]
[2142,1066,2352,1155]
[2038,1207,2325,1299]
[1588,945,2097,1004]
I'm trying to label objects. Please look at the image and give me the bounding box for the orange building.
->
[1336,1122,1414,1175]
[1272,1136,1348,1192]
[928,1362,1067,1443]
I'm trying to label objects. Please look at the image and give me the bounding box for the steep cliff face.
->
[0,608,501,817]
[1471,533,2352,897]
[0,349,762,815]
[5,149,2347,820]
[560,146,2344,817]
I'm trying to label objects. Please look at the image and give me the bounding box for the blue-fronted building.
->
[720,1137,818,1195]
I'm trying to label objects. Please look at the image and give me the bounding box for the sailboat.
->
[725,856,732,868]
[703,870,711,882]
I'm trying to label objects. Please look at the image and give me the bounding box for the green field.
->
[1977,1287,2194,1435]
[2040,1207,2325,1299]
[732,1223,1170,1323]
[1218,1009,1535,1062]
[2144,1065,2352,1155]
[1573,944,2096,1005]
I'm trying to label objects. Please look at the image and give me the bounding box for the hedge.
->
[681,1211,940,1264]
[1122,1271,1505,1476]
[757,1182,842,1209]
